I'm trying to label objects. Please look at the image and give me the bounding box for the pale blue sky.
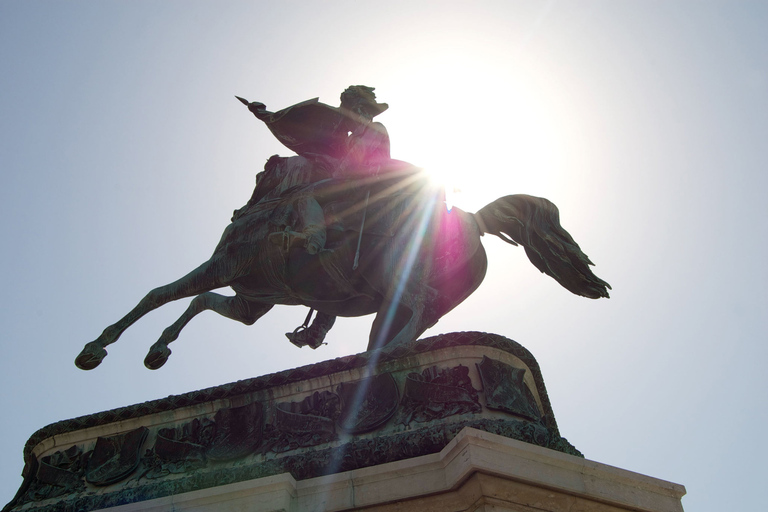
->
[1,2,766,510]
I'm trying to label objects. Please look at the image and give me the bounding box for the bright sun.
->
[380,47,573,214]
[390,99,563,214]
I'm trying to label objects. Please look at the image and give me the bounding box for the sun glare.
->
[376,34,577,215]
[421,161,460,211]
[391,100,563,214]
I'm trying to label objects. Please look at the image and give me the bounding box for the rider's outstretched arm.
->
[235,96,272,120]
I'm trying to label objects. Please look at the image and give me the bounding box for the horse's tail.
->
[474,194,611,299]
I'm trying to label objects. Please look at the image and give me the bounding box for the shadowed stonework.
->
[6,332,581,512]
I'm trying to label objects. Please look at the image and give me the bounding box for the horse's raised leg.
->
[76,259,229,370]
[144,294,273,369]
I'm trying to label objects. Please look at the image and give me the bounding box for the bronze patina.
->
[75,86,610,371]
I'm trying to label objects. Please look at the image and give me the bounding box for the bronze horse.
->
[75,168,610,371]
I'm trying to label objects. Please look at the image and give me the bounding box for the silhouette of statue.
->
[75,86,610,371]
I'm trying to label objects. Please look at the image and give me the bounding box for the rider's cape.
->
[258,98,350,159]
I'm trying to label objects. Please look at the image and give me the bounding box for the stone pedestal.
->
[94,427,685,512]
[4,332,685,511]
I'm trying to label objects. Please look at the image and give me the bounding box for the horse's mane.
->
[232,155,324,222]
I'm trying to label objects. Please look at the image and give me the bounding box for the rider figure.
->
[334,85,391,181]
[239,86,390,255]
[238,86,392,348]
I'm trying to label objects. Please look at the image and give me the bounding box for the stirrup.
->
[285,326,325,349]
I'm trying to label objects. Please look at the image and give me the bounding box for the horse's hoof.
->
[144,344,171,370]
[75,342,107,370]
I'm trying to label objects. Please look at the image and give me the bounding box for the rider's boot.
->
[286,312,336,349]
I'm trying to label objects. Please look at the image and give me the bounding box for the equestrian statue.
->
[75,85,610,371]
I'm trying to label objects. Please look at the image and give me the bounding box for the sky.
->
[1,1,766,510]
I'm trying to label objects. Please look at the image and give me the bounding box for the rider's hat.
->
[340,85,389,117]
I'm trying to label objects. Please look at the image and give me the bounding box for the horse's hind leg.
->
[367,286,439,351]
[144,294,272,369]
[75,259,228,370]
[368,299,413,351]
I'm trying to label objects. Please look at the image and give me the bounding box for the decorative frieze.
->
[4,332,580,512]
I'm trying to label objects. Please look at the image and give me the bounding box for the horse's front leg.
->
[144,294,273,370]
[75,259,228,370]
